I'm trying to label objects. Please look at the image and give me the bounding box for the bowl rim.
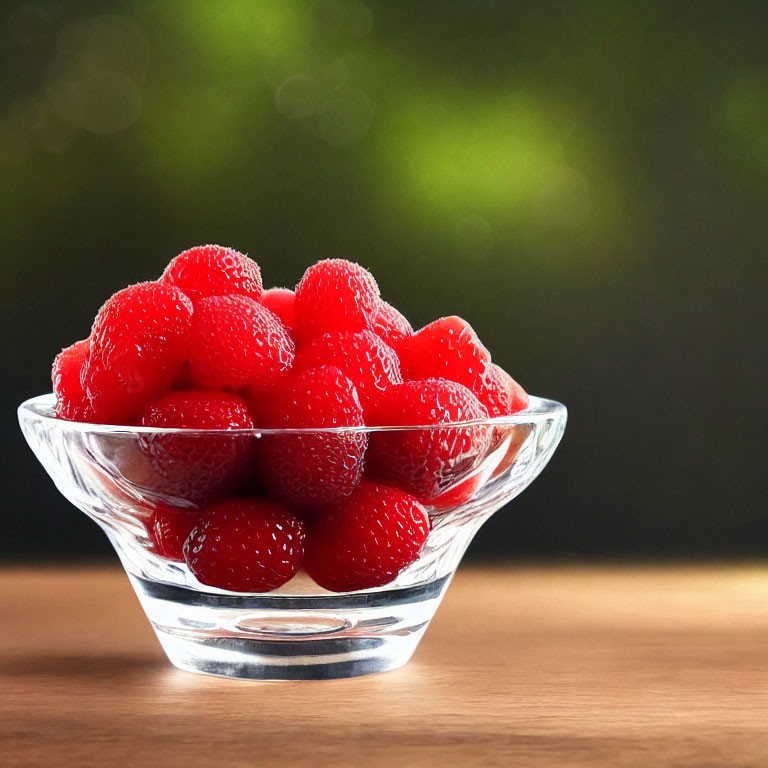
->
[18,393,567,436]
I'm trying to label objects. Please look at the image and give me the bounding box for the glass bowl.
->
[18,393,566,680]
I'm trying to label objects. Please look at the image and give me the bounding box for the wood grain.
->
[1,564,767,767]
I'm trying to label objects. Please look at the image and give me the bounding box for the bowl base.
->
[129,574,449,681]
[157,631,422,680]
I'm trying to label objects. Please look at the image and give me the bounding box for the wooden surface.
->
[1,565,767,767]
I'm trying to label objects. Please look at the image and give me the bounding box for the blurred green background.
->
[2,0,765,561]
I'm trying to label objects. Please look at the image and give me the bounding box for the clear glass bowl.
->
[18,393,566,680]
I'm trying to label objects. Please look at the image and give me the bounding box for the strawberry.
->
[52,339,93,422]
[473,363,529,416]
[261,287,296,330]
[161,244,262,302]
[366,379,492,501]
[373,301,413,351]
[304,481,430,592]
[184,498,305,592]
[83,282,193,424]
[294,258,380,341]
[187,295,294,390]
[398,315,491,391]
[147,504,202,562]
[257,366,366,506]
[293,330,402,412]
[140,390,255,504]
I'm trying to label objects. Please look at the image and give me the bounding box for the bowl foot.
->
[129,574,448,681]
[157,631,422,680]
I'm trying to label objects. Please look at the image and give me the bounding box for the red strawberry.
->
[184,498,305,592]
[239,382,274,428]
[187,295,294,390]
[261,287,296,329]
[143,389,255,430]
[52,339,93,422]
[429,473,482,511]
[83,282,194,424]
[473,364,529,417]
[148,504,202,562]
[257,366,366,506]
[293,330,402,412]
[161,244,262,302]
[398,316,491,391]
[366,379,492,501]
[140,390,255,504]
[294,258,380,342]
[373,301,413,351]
[304,481,430,592]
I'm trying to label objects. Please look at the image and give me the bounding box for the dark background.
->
[2,0,765,562]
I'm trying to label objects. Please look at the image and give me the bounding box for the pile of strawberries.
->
[52,246,528,593]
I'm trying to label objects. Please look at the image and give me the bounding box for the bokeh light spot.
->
[323,60,350,90]
[179,0,308,65]
[318,86,373,146]
[275,76,320,120]
[11,98,77,154]
[376,89,628,261]
[390,94,568,214]
[48,70,142,135]
[45,15,148,135]
[57,15,151,81]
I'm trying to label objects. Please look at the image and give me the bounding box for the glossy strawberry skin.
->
[294,259,380,342]
[187,295,294,390]
[366,379,492,501]
[142,389,255,430]
[428,473,482,511]
[83,282,194,425]
[184,498,305,592]
[148,504,202,562]
[161,244,262,302]
[139,390,255,504]
[398,316,491,391]
[52,339,93,422]
[261,287,296,330]
[373,301,413,351]
[304,481,430,592]
[473,363,529,417]
[293,330,402,413]
[257,366,367,506]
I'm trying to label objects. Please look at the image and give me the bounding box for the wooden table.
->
[1,565,766,767]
